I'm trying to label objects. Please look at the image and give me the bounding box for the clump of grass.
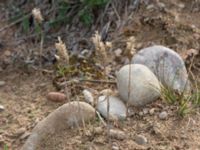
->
[160,84,200,117]
[191,89,200,106]
[8,0,110,34]
[160,86,179,104]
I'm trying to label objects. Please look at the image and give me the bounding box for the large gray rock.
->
[116,64,161,107]
[22,101,95,150]
[131,45,190,93]
[97,96,127,120]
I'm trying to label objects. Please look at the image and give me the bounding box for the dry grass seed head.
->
[55,36,70,65]
[92,31,108,64]
[126,36,136,60]
[32,8,43,23]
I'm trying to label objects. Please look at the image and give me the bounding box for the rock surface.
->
[134,134,148,145]
[116,64,161,107]
[97,96,127,120]
[131,45,190,93]
[22,101,95,150]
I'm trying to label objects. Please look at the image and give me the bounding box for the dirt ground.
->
[0,0,200,149]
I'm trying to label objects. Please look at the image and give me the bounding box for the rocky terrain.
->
[0,0,200,149]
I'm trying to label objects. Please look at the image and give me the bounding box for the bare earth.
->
[0,0,200,149]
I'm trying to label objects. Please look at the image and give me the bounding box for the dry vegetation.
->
[0,0,200,149]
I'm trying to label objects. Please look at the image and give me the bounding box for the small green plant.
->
[160,86,178,104]
[177,95,191,117]
[78,8,93,26]
[56,65,68,77]
[7,0,110,36]
[160,83,200,117]
[79,0,109,25]
[160,85,191,117]
[22,15,30,33]
[191,89,200,106]
[4,144,8,150]
[48,1,70,27]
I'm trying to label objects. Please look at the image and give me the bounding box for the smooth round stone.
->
[131,45,190,93]
[22,101,95,150]
[159,111,168,120]
[97,96,127,120]
[116,64,161,107]
[134,134,148,145]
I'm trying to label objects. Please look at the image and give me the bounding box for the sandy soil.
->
[0,0,200,149]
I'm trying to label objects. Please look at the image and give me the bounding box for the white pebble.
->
[143,108,149,115]
[114,48,122,57]
[97,96,127,121]
[0,81,5,87]
[0,105,5,112]
[112,145,119,150]
[83,89,94,105]
[159,111,168,120]
[149,108,155,115]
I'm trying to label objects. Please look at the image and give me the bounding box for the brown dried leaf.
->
[181,48,199,60]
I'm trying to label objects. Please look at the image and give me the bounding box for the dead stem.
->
[79,79,116,84]
[39,33,44,73]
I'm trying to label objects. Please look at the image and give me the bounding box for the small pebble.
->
[46,92,67,102]
[134,134,148,145]
[112,145,119,150]
[0,81,5,87]
[139,111,144,116]
[94,127,103,135]
[112,143,119,150]
[143,108,149,115]
[128,108,135,117]
[83,89,94,105]
[146,4,155,10]
[114,48,122,57]
[20,132,31,140]
[14,128,26,137]
[97,96,127,121]
[4,50,11,57]
[157,2,165,8]
[149,108,155,115]
[110,129,127,140]
[177,3,185,9]
[0,105,5,112]
[159,111,168,120]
